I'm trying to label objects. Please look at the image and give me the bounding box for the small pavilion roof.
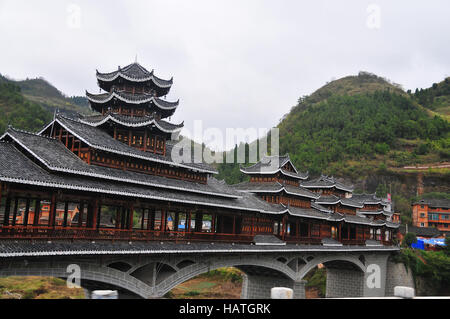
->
[240,154,308,180]
[232,181,319,199]
[79,113,183,134]
[301,175,354,192]
[96,62,173,88]
[315,194,364,208]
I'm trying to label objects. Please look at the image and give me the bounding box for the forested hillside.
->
[217,72,450,184]
[14,77,90,116]
[0,76,53,134]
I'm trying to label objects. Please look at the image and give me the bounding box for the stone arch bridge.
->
[0,240,404,299]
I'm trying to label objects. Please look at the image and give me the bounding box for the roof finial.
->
[135,54,138,63]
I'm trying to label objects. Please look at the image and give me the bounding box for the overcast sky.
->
[0,0,449,150]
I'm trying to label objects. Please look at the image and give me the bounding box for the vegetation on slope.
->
[14,76,91,116]
[218,72,450,184]
[0,77,53,134]
[393,245,450,296]
[411,77,450,120]
[0,276,84,299]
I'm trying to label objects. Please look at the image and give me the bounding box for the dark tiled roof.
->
[46,115,216,174]
[240,154,308,180]
[413,199,450,209]
[351,193,383,205]
[0,142,286,215]
[96,62,173,88]
[301,175,354,192]
[86,91,179,109]
[315,195,363,208]
[1,128,238,199]
[80,113,183,133]
[0,241,399,258]
[231,181,319,199]
[399,225,441,237]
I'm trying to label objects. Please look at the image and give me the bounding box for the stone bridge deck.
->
[0,240,405,299]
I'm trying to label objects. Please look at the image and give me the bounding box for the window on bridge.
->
[98,205,119,228]
[154,210,162,230]
[349,225,356,240]
[300,222,309,237]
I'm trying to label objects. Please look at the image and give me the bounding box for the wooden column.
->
[174,212,179,232]
[160,210,166,232]
[211,213,216,233]
[48,193,56,228]
[11,198,18,226]
[128,130,132,147]
[141,209,146,230]
[0,183,2,217]
[33,199,40,226]
[23,198,31,226]
[128,204,134,230]
[143,130,147,152]
[3,197,11,226]
[92,200,99,230]
[63,201,69,227]
[296,220,299,239]
[115,207,121,229]
[78,202,85,227]
[232,216,236,234]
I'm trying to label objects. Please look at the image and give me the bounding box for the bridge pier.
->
[240,274,306,299]
[326,267,364,298]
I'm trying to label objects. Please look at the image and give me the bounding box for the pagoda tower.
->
[85,62,183,156]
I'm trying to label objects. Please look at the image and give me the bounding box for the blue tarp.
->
[420,237,446,246]
[411,239,425,250]
[412,237,447,249]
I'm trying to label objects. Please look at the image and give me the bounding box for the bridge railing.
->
[0,226,255,243]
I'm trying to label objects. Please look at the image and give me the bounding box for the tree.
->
[445,237,450,256]
[402,232,417,247]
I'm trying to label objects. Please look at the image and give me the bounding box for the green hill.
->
[14,77,91,117]
[217,72,450,184]
[411,77,450,120]
[0,76,53,134]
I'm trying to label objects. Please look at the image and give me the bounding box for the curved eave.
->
[239,168,308,180]
[96,72,173,88]
[2,131,236,199]
[39,118,217,175]
[86,91,179,109]
[80,115,183,134]
[237,187,319,200]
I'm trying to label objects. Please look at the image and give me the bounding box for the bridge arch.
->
[151,255,296,297]
[296,253,366,281]
[0,261,153,299]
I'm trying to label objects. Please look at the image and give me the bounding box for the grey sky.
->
[0,0,449,150]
